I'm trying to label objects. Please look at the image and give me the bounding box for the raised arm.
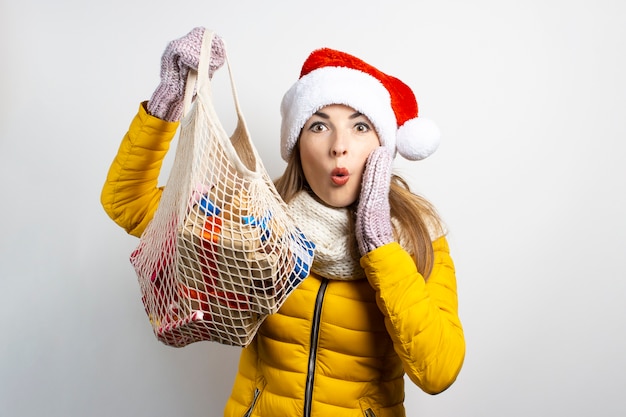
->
[100,103,178,237]
[100,28,224,237]
[356,146,465,393]
[361,237,465,394]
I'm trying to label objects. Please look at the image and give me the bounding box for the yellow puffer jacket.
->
[101,103,465,417]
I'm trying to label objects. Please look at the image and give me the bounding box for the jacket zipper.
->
[364,408,377,417]
[303,278,329,417]
[243,387,260,417]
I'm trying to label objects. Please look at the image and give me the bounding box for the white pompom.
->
[396,117,441,160]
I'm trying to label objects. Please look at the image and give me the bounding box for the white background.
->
[2,0,625,416]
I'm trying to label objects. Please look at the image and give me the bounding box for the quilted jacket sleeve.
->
[360,236,465,394]
[100,102,179,237]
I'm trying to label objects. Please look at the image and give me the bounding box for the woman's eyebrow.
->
[311,111,364,119]
[312,111,330,119]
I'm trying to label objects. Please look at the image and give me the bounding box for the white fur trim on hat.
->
[280,66,398,161]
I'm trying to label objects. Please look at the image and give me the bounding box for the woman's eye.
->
[355,122,371,133]
[309,122,327,132]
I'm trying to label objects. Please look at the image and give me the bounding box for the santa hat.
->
[280,48,440,162]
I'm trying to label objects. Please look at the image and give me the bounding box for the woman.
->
[101,27,465,417]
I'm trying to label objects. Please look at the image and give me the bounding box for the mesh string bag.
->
[130,31,315,347]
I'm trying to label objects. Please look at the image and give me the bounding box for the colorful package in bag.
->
[130,30,315,348]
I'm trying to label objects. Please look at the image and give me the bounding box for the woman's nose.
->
[330,131,348,156]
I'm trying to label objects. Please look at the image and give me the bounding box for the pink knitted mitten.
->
[147,27,225,122]
[355,147,394,256]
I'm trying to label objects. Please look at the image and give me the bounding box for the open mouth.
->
[331,167,350,185]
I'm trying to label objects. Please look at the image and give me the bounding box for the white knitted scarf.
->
[287,191,365,281]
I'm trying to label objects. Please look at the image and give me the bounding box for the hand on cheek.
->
[355,147,394,255]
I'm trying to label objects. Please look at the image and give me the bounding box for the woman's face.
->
[299,104,380,208]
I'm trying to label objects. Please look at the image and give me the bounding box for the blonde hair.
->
[274,142,444,279]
